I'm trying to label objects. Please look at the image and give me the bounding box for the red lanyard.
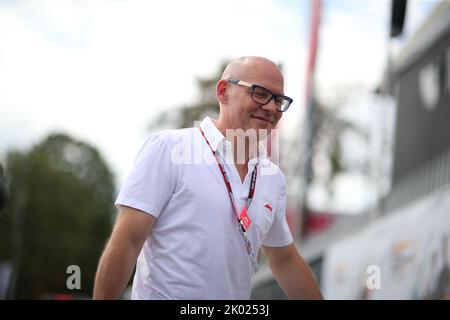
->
[199,127,260,272]
[199,127,257,232]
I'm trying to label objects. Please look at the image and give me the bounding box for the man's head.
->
[216,56,289,135]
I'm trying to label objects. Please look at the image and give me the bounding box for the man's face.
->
[225,62,284,136]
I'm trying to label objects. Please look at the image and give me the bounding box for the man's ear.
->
[217,79,228,104]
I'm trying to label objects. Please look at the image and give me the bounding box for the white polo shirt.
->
[115,117,293,300]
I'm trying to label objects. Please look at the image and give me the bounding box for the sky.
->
[0,0,439,211]
[0,0,307,188]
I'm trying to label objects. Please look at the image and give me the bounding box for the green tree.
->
[147,61,229,131]
[0,162,7,211]
[305,92,370,215]
[0,133,115,299]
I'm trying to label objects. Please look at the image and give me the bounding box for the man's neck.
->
[214,118,258,167]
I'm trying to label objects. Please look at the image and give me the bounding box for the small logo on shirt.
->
[264,203,273,214]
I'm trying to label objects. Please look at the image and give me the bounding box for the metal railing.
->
[381,147,450,213]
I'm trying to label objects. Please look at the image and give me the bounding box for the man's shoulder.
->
[145,127,198,145]
[135,127,199,168]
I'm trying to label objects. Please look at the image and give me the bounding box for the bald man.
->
[93,56,322,300]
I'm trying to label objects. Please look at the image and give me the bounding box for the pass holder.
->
[239,206,251,231]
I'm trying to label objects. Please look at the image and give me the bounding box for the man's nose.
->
[261,97,278,114]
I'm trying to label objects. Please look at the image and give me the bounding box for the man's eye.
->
[254,90,269,98]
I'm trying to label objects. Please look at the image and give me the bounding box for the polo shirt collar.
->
[199,117,268,162]
[199,116,225,153]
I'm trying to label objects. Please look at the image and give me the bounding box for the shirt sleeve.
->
[262,171,294,247]
[115,133,176,218]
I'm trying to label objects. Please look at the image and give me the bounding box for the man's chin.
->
[250,116,274,129]
[249,125,272,141]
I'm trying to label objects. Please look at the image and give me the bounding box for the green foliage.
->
[0,133,115,299]
[147,61,229,131]
[307,97,369,199]
[0,162,7,211]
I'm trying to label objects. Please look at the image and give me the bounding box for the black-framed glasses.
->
[227,78,293,112]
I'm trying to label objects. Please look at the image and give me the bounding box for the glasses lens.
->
[251,86,272,104]
[279,98,292,112]
[251,84,292,112]
[275,96,284,108]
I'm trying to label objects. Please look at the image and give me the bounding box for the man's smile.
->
[250,115,274,124]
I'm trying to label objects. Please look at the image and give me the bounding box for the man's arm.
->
[262,243,323,299]
[93,205,156,299]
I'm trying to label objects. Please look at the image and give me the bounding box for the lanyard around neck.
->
[199,127,257,223]
[199,127,260,272]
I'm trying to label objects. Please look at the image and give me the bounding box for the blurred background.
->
[0,0,449,299]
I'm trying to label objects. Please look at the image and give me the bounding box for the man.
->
[93,56,322,300]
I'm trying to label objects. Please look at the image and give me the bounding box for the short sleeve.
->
[262,171,294,247]
[115,133,176,218]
